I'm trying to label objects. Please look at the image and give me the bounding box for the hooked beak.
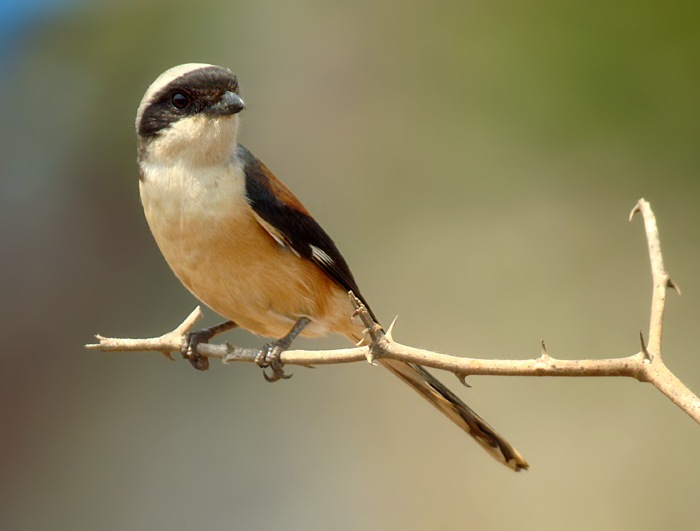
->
[205,91,245,116]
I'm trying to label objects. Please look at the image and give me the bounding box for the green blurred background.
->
[2,0,699,529]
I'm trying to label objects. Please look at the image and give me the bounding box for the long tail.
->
[379,359,529,471]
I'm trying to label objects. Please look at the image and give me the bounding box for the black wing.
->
[238,144,378,323]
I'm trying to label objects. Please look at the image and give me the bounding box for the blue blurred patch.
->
[0,0,81,78]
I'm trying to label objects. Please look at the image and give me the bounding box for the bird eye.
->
[171,93,190,109]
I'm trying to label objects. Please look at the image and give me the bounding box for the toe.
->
[188,354,209,371]
[255,344,272,368]
[181,332,209,371]
[257,344,292,382]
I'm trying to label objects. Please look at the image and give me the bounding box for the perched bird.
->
[135,63,528,471]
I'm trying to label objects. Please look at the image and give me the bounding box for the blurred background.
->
[1,0,699,529]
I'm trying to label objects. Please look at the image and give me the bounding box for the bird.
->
[135,63,528,471]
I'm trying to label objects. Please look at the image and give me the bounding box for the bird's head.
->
[136,63,245,166]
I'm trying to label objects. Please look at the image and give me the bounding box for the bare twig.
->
[86,199,700,424]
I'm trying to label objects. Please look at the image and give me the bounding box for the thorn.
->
[355,326,372,346]
[222,342,234,364]
[667,278,682,296]
[629,199,643,221]
[539,339,552,361]
[639,330,651,362]
[385,316,398,342]
[365,348,377,366]
[457,373,472,388]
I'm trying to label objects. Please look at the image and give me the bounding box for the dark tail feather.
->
[379,359,528,471]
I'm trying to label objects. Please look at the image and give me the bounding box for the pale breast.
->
[138,161,359,340]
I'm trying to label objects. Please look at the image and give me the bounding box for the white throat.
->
[140,113,240,168]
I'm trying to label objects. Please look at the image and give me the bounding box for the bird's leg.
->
[256,317,311,382]
[182,320,238,371]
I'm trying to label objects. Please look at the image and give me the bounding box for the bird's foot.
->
[255,317,310,383]
[181,320,237,371]
[255,340,293,382]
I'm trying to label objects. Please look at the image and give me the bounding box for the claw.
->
[263,369,294,383]
[255,317,310,383]
[181,320,237,371]
[257,342,293,382]
[182,330,211,371]
[262,366,293,382]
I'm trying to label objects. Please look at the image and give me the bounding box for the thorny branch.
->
[87,199,700,424]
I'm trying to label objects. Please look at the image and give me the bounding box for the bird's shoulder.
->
[236,144,375,320]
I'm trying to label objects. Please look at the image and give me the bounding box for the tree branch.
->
[86,199,700,424]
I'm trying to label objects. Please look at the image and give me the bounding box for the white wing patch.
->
[252,212,301,257]
[251,213,336,268]
[311,245,335,267]
[265,227,287,248]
